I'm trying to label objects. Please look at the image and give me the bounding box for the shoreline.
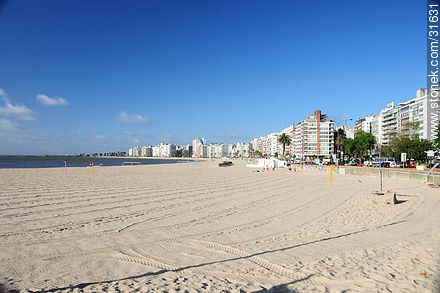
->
[0,157,199,170]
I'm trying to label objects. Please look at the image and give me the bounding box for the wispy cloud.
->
[133,138,140,144]
[159,134,174,142]
[0,118,20,131]
[123,130,135,136]
[116,112,150,123]
[94,134,106,140]
[228,131,251,141]
[36,94,69,106]
[0,89,35,120]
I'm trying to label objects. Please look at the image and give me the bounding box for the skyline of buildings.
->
[129,87,438,159]
[356,88,431,146]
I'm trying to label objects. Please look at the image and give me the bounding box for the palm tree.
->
[335,128,347,160]
[278,133,292,158]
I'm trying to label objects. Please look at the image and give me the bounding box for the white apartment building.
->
[337,125,355,139]
[292,110,335,159]
[251,137,262,155]
[184,145,193,157]
[378,89,429,145]
[157,143,176,157]
[129,146,142,157]
[280,125,295,156]
[398,89,428,138]
[379,102,399,145]
[354,114,378,138]
[261,132,282,156]
[233,142,249,157]
[152,145,160,157]
[227,144,234,157]
[207,144,224,158]
[250,133,282,157]
[198,145,208,158]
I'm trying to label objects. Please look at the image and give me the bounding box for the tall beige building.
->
[292,110,335,159]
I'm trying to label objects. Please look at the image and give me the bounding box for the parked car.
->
[370,161,381,167]
[390,161,403,168]
[347,161,358,166]
[357,163,364,167]
[370,161,390,168]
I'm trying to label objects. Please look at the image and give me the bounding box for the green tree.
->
[386,134,433,162]
[334,128,347,160]
[345,138,355,159]
[434,123,440,151]
[354,131,376,161]
[248,144,254,157]
[399,121,421,139]
[344,131,376,161]
[277,133,292,158]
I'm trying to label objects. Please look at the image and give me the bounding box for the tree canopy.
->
[334,128,347,159]
[386,134,433,162]
[434,123,440,151]
[278,133,292,157]
[344,131,376,161]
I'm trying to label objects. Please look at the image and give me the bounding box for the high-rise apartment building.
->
[354,114,378,138]
[292,110,335,159]
[379,102,399,145]
[378,89,429,145]
[141,146,153,157]
[192,137,206,158]
[280,125,295,156]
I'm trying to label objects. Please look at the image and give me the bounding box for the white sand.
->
[0,160,439,292]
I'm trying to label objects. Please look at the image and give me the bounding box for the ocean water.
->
[0,156,193,169]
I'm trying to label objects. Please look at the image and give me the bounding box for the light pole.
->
[379,139,383,191]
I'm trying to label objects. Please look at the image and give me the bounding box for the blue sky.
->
[0,0,426,155]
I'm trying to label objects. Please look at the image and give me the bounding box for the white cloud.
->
[123,130,135,136]
[36,94,69,106]
[226,131,250,142]
[0,89,35,120]
[133,138,140,144]
[0,118,19,131]
[116,112,150,123]
[159,134,174,142]
[94,134,106,140]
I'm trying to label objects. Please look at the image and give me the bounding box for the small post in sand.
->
[329,165,333,185]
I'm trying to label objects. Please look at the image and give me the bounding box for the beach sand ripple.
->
[0,161,439,292]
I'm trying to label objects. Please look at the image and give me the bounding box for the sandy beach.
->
[0,160,439,292]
